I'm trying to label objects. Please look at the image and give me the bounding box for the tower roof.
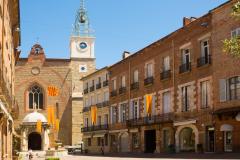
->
[72,0,94,37]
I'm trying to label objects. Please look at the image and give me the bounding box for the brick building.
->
[0,0,21,159]
[81,67,110,153]
[107,0,240,154]
[14,1,96,152]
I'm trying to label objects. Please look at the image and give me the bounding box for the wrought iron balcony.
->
[197,55,211,67]
[90,86,95,92]
[81,124,109,132]
[96,83,102,89]
[131,82,139,90]
[127,113,174,127]
[119,87,127,95]
[103,80,109,87]
[110,90,117,97]
[83,88,88,94]
[160,70,171,80]
[83,107,91,113]
[102,101,109,107]
[179,62,191,74]
[144,76,154,86]
[109,122,127,130]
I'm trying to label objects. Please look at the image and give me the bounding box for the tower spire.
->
[72,0,93,37]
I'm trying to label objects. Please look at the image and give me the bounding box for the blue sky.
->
[20,0,227,69]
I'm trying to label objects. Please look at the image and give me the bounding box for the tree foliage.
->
[223,1,240,57]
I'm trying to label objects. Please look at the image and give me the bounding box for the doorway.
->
[224,131,232,152]
[179,127,195,152]
[144,130,156,153]
[206,127,215,152]
[120,132,129,152]
[28,132,42,150]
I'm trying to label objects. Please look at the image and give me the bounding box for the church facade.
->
[14,1,96,151]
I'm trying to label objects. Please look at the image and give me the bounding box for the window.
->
[105,134,108,146]
[97,137,101,146]
[200,81,210,108]
[146,63,153,77]
[229,76,240,100]
[104,91,109,102]
[92,80,95,87]
[121,76,126,87]
[182,86,190,112]
[111,106,117,124]
[201,40,209,57]
[85,82,88,90]
[133,100,139,119]
[88,138,91,146]
[133,70,139,83]
[97,94,101,104]
[132,133,140,148]
[163,56,170,71]
[163,91,171,113]
[119,103,127,122]
[112,79,116,90]
[104,114,108,125]
[28,85,44,109]
[97,116,101,126]
[91,95,95,105]
[231,28,240,38]
[84,118,89,127]
[182,49,190,64]
[98,77,101,84]
[85,98,88,107]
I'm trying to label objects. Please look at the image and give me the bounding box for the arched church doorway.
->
[28,132,42,150]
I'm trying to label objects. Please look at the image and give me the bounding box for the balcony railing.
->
[131,82,139,90]
[109,122,127,130]
[96,83,102,89]
[144,76,154,86]
[119,87,127,95]
[110,90,117,97]
[103,80,109,87]
[83,88,88,94]
[81,124,109,132]
[160,70,171,80]
[102,101,109,107]
[90,86,95,92]
[127,113,174,127]
[83,107,91,112]
[197,55,211,67]
[179,62,191,74]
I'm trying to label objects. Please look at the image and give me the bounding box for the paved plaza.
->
[30,153,240,160]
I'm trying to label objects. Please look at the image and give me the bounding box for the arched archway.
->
[119,132,129,152]
[28,132,42,150]
[175,124,199,152]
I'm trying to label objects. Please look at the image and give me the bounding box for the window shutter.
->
[129,100,133,120]
[152,95,156,116]
[118,105,121,123]
[219,79,227,102]
[110,107,113,124]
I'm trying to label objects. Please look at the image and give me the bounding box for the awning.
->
[220,124,233,131]
[93,133,106,138]
[0,101,13,122]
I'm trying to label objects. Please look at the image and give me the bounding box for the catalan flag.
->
[55,119,60,132]
[146,94,152,115]
[48,86,59,97]
[91,106,97,125]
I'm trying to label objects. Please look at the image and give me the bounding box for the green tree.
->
[223,1,240,57]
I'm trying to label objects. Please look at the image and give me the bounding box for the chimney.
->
[122,51,131,59]
[183,17,197,26]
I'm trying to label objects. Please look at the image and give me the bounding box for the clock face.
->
[79,42,87,50]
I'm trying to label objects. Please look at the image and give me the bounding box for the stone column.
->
[156,129,161,153]
[21,129,28,152]
[43,129,49,151]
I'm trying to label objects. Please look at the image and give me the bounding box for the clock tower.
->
[70,0,96,145]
